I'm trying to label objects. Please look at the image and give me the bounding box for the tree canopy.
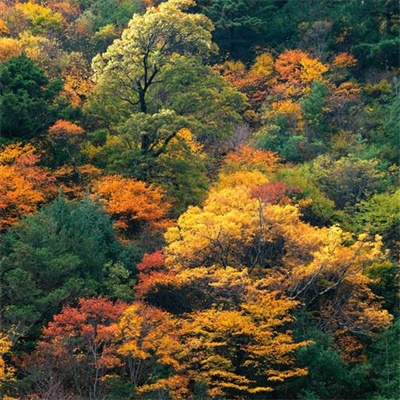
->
[0,0,398,398]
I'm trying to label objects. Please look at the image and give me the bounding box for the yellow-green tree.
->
[91,0,215,116]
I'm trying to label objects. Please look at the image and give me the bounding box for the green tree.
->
[154,55,246,144]
[300,80,330,158]
[90,0,215,119]
[353,190,400,252]
[311,155,388,210]
[89,0,246,150]
[371,87,400,163]
[367,319,400,399]
[273,165,336,227]
[282,315,369,400]
[194,0,277,60]
[342,0,400,69]
[0,196,135,341]
[0,55,63,139]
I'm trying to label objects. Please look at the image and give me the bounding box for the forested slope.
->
[0,0,398,398]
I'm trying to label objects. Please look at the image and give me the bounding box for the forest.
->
[0,0,399,398]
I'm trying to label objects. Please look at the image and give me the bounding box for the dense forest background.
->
[0,0,399,398]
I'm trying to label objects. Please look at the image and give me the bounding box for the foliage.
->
[0,143,55,231]
[283,319,369,400]
[273,165,336,226]
[165,170,393,346]
[194,0,277,61]
[85,124,209,218]
[366,319,400,399]
[15,1,64,35]
[153,55,246,146]
[133,265,310,397]
[216,51,274,111]
[273,49,328,99]
[91,174,170,233]
[310,155,388,209]
[181,294,309,398]
[25,297,127,399]
[0,38,22,61]
[115,301,185,399]
[0,0,398,398]
[91,0,215,117]
[353,190,400,255]
[0,55,63,139]
[0,334,15,390]
[0,196,131,341]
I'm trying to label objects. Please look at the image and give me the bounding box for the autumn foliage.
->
[48,119,85,138]
[165,168,392,350]
[0,0,397,398]
[91,175,170,232]
[28,297,127,399]
[0,143,55,230]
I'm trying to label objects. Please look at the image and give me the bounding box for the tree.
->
[311,155,388,210]
[272,165,336,227]
[130,263,310,398]
[0,196,132,341]
[194,0,277,60]
[89,0,246,154]
[180,293,309,398]
[221,145,281,175]
[117,109,191,160]
[0,334,15,394]
[273,49,328,99]
[353,190,400,255]
[0,37,22,61]
[282,318,369,400]
[367,87,400,164]
[335,0,400,70]
[85,124,210,218]
[152,55,246,145]
[60,51,94,107]
[48,119,86,178]
[26,297,127,399]
[300,80,330,155]
[15,1,64,35]
[0,143,55,231]
[154,127,209,216]
[366,319,400,399]
[254,50,362,162]
[91,0,215,117]
[91,174,170,234]
[164,167,392,347]
[0,55,63,139]
[217,51,275,111]
[253,50,331,162]
[115,302,186,399]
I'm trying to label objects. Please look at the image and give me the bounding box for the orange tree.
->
[0,143,55,231]
[25,297,127,399]
[91,174,170,237]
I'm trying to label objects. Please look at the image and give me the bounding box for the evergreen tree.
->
[0,55,63,139]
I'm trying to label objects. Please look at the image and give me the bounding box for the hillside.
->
[0,0,399,398]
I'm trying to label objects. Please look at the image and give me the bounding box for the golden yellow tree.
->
[180,293,309,398]
[116,302,188,399]
[0,334,14,390]
[164,168,392,344]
